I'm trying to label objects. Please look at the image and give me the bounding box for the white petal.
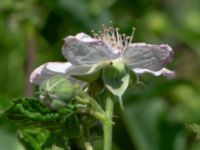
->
[133,68,175,79]
[62,33,118,65]
[124,43,173,71]
[75,32,98,42]
[30,62,72,85]
[30,64,46,84]
[30,62,92,85]
[46,62,72,73]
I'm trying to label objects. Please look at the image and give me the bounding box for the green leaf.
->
[4,97,82,148]
[102,61,130,109]
[62,114,81,138]
[122,98,166,150]
[42,132,68,149]
[43,115,81,148]
[4,97,75,129]
[122,98,188,150]
[18,128,50,150]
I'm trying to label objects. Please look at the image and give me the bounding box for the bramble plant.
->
[4,26,174,150]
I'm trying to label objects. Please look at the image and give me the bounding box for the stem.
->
[103,95,114,150]
[76,91,105,114]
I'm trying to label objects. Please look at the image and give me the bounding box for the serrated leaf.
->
[18,128,50,150]
[4,97,75,129]
[102,61,130,108]
[42,132,68,149]
[43,115,81,148]
[4,97,82,148]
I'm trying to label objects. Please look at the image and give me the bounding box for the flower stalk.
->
[102,95,114,150]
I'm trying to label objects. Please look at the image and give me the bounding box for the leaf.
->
[122,98,189,150]
[4,97,75,129]
[4,97,82,148]
[122,98,166,150]
[62,114,81,138]
[43,115,81,148]
[42,132,68,149]
[102,61,130,109]
[18,128,50,150]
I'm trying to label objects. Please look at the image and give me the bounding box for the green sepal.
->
[72,62,106,82]
[102,61,130,109]
[127,66,137,87]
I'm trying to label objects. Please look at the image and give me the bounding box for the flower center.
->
[91,25,135,53]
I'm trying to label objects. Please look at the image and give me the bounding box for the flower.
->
[30,27,174,85]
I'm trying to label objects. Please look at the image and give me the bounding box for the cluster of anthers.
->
[91,25,135,52]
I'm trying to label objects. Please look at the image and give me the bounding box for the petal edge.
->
[133,68,175,79]
[30,62,72,85]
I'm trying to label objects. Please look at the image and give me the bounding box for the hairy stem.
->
[103,95,114,150]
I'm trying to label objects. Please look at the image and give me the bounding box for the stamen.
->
[92,24,135,53]
[124,36,130,51]
[129,27,136,44]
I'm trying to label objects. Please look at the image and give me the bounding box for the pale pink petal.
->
[124,43,173,71]
[62,33,119,65]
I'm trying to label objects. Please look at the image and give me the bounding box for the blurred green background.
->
[1,0,200,149]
